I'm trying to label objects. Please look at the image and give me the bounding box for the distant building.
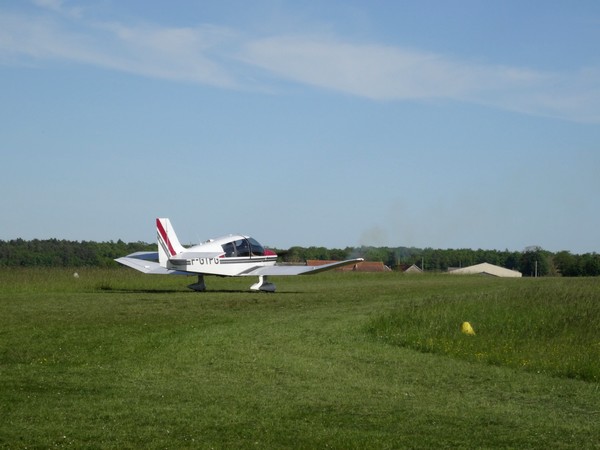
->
[448,262,522,278]
[403,264,423,274]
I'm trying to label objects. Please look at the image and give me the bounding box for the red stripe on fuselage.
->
[156,218,177,256]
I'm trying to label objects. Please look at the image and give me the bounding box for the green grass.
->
[1,269,599,448]
[367,277,600,383]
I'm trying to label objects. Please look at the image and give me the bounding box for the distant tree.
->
[520,246,551,277]
[553,251,579,276]
[302,246,330,260]
[364,247,391,264]
[582,253,600,276]
[329,248,349,260]
[503,251,521,271]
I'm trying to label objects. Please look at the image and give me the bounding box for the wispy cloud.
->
[32,0,82,18]
[0,8,239,87]
[239,35,600,123]
[1,3,599,123]
[240,36,508,100]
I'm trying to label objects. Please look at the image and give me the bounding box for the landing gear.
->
[187,274,206,292]
[187,274,276,292]
[250,275,276,292]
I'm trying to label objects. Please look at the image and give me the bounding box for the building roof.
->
[403,264,423,273]
[448,262,522,278]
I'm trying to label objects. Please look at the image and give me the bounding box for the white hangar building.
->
[448,262,522,278]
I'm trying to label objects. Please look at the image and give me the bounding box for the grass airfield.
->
[1,268,599,448]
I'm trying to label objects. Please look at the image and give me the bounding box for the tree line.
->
[1,239,599,277]
[0,239,154,268]
[277,245,600,277]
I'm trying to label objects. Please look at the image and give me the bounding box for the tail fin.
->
[156,218,186,266]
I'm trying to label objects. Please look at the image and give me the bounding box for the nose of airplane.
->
[265,249,277,257]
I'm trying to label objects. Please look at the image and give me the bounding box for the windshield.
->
[221,237,265,257]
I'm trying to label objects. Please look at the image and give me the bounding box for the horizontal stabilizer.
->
[115,252,189,275]
[124,251,159,261]
[242,258,364,276]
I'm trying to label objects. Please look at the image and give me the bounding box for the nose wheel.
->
[250,275,276,292]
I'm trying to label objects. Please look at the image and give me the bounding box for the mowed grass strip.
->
[0,269,599,448]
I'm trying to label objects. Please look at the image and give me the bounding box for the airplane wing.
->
[242,258,364,276]
[115,252,189,275]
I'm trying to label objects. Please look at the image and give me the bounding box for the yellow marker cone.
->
[461,321,475,336]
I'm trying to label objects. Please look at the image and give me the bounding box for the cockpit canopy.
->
[221,237,266,257]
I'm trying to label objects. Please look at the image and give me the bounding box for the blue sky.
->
[1,0,599,253]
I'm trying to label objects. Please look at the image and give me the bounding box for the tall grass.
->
[367,277,600,382]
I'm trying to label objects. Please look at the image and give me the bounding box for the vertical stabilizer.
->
[156,218,185,266]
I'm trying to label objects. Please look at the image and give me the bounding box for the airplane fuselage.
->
[163,232,278,276]
[116,218,364,292]
[166,254,278,276]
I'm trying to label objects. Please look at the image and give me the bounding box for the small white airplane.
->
[115,218,364,292]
